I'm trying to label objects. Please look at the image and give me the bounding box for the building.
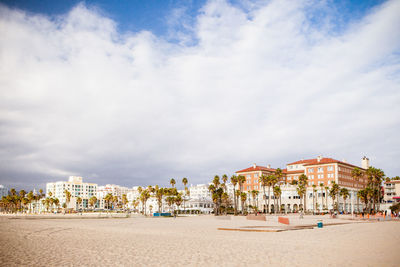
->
[286,156,369,188]
[97,184,130,201]
[384,180,400,204]
[189,184,212,199]
[0,185,8,198]
[235,164,276,191]
[236,156,370,213]
[46,176,98,210]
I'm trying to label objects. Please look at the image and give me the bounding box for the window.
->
[289,166,293,169]
[318,167,323,173]
[318,174,323,179]
[327,166,333,171]
[254,173,259,177]
[308,168,314,173]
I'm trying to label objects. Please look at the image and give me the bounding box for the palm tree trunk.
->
[357,193,359,213]
[267,186,271,214]
[325,190,328,210]
[263,186,267,214]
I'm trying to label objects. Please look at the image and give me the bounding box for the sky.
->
[0,0,399,191]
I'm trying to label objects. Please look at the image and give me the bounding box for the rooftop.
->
[236,164,276,173]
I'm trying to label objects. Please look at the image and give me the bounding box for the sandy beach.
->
[0,214,399,266]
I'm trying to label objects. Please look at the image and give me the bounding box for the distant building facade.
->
[236,156,369,213]
[0,185,8,198]
[46,176,97,209]
[384,180,400,204]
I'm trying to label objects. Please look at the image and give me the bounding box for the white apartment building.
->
[384,180,400,204]
[97,184,130,200]
[46,176,97,209]
[0,185,8,198]
[189,184,212,200]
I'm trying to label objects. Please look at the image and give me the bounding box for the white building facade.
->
[46,176,98,210]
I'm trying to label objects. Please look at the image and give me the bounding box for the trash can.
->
[317,220,323,228]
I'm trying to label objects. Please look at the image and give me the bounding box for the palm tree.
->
[27,191,34,213]
[132,199,139,213]
[221,192,230,215]
[19,190,26,211]
[312,184,317,214]
[259,175,268,214]
[237,175,246,213]
[89,196,97,209]
[319,183,324,212]
[140,190,150,215]
[54,198,60,212]
[230,175,238,215]
[366,166,385,213]
[112,195,119,209]
[240,192,247,215]
[104,193,113,210]
[273,186,281,214]
[357,189,368,212]
[221,174,228,193]
[340,188,350,214]
[250,190,259,214]
[166,196,175,214]
[64,190,71,209]
[275,168,284,183]
[296,184,305,212]
[351,167,363,213]
[170,178,176,188]
[175,193,183,214]
[76,197,82,210]
[329,182,340,213]
[21,197,29,213]
[267,174,278,214]
[155,187,164,213]
[298,174,308,213]
[324,186,329,211]
[122,194,128,211]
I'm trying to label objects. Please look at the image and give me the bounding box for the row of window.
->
[308,166,334,173]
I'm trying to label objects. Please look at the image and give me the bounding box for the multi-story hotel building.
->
[97,184,130,200]
[384,180,400,204]
[46,176,97,209]
[236,156,370,213]
[235,164,277,191]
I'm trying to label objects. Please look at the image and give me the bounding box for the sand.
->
[0,214,399,266]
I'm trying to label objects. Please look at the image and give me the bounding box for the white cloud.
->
[0,0,399,189]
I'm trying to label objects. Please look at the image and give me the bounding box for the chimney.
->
[361,156,370,169]
[267,164,271,168]
[253,163,256,169]
[317,155,322,162]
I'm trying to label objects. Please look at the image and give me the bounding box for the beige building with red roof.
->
[235,156,370,213]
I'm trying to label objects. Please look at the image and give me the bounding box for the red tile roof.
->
[288,157,363,169]
[236,165,276,173]
[287,159,316,165]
